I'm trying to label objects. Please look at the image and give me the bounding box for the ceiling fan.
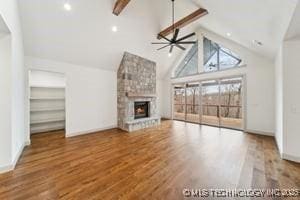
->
[151,0,197,54]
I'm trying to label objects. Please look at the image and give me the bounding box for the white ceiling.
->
[0,14,10,38]
[18,0,298,78]
[285,1,300,40]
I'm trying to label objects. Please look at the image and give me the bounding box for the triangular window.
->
[173,38,242,78]
[204,37,242,72]
[174,42,198,78]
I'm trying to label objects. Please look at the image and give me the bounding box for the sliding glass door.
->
[186,83,200,123]
[173,84,186,121]
[201,80,220,127]
[219,77,243,130]
[172,76,244,130]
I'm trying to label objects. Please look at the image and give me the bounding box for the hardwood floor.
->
[0,120,299,199]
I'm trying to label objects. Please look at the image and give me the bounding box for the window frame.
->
[172,35,245,79]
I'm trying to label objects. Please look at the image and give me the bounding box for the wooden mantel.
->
[126,92,157,98]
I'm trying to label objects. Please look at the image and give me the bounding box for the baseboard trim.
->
[282,153,300,163]
[0,141,28,174]
[274,137,283,157]
[67,125,118,138]
[245,129,274,137]
[25,140,31,146]
[0,164,14,174]
[11,143,26,170]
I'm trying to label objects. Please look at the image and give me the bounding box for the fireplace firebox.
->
[134,101,149,119]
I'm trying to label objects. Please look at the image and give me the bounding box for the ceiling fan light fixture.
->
[151,0,196,53]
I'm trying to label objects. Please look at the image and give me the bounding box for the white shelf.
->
[30,85,65,89]
[30,84,66,134]
[30,118,65,125]
[30,97,65,100]
[30,108,65,112]
[31,126,65,134]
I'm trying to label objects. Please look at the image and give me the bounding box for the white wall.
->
[0,34,12,169]
[274,1,300,162]
[275,39,300,162]
[25,57,117,138]
[275,45,283,154]
[162,27,275,135]
[29,70,66,88]
[0,0,26,173]
[157,79,172,118]
[280,39,300,161]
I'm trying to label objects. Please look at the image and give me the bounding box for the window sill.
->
[171,64,246,79]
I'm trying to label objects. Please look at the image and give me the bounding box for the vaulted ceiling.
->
[18,0,298,78]
[285,1,300,40]
[0,15,10,38]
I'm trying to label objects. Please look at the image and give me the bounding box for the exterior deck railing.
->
[174,104,242,118]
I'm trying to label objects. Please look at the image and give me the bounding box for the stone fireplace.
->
[117,52,161,132]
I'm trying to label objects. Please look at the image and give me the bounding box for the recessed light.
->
[168,53,172,57]
[64,3,72,11]
[253,40,263,46]
[112,26,118,32]
[226,33,231,37]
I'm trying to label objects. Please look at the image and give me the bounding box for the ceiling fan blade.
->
[176,32,196,43]
[158,34,172,43]
[175,44,186,51]
[157,44,171,51]
[169,45,174,53]
[173,29,180,41]
[151,42,171,44]
[177,41,197,44]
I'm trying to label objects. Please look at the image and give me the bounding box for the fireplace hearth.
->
[134,102,149,119]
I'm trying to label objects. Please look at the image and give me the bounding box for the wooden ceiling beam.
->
[157,8,208,39]
[113,0,131,16]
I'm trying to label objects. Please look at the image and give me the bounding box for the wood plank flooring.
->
[0,120,300,199]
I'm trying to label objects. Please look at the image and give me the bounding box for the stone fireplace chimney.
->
[117,52,161,132]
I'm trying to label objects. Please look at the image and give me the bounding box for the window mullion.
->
[217,48,220,71]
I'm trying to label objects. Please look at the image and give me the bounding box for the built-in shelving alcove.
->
[29,70,66,134]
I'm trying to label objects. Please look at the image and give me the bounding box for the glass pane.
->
[201,80,220,126]
[174,42,198,77]
[204,52,218,72]
[220,77,243,129]
[203,37,243,73]
[173,84,186,121]
[203,37,218,72]
[219,48,241,70]
[186,83,200,123]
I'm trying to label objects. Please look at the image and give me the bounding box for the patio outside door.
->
[172,76,244,130]
[201,80,220,127]
[186,82,200,123]
[173,84,186,121]
[219,77,243,130]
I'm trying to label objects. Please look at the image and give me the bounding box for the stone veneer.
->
[117,52,161,132]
